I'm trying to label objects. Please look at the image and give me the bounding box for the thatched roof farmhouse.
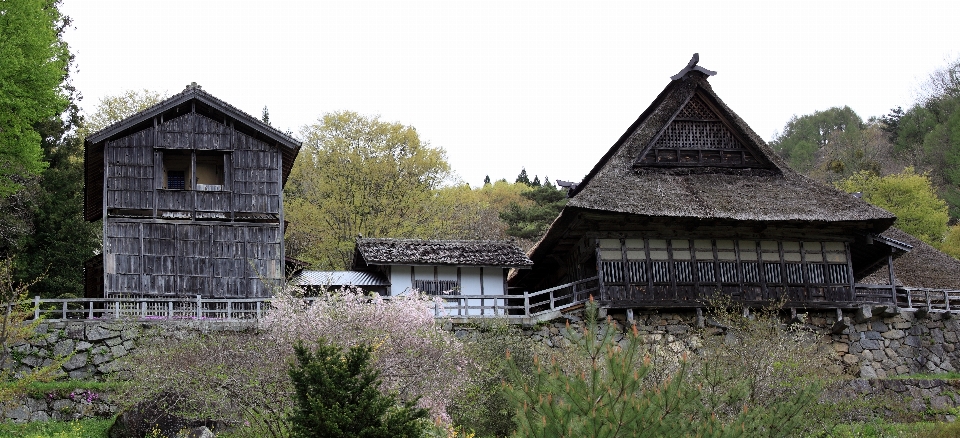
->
[510,57,913,309]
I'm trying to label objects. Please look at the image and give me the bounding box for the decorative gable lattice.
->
[634,93,770,169]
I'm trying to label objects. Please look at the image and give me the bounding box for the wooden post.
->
[62,301,67,320]
[88,301,94,319]
[168,301,173,319]
[845,242,856,302]
[141,301,146,318]
[256,301,262,319]
[196,295,202,319]
[227,300,232,320]
[34,296,40,320]
[945,290,951,312]
[114,299,119,319]
[887,254,897,305]
[524,292,530,316]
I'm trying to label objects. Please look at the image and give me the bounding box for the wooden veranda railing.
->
[15,280,956,323]
[13,276,602,323]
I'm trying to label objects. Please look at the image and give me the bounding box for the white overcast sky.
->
[61,0,959,187]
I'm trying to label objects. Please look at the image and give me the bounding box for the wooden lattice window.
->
[635,94,768,168]
[596,238,851,289]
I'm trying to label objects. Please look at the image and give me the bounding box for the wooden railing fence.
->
[13,276,602,322]
[13,280,958,322]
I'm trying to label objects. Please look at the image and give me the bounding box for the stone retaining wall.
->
[7,320,256,381]
[517,307,960,379]
[8,308,960,381]
[4,307,960,423]
[1,389,115,423]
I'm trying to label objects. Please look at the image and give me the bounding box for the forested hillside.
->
[770,58,960,259]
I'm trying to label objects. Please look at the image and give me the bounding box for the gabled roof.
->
[83,84,302,221]
[87,82,300,149]
[565,60,894,225]
[354,238,533,269]
[861,228,960,289]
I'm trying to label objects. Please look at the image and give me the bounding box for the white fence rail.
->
[14,277,601,322]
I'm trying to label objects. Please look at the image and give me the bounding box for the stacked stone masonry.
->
[5,309,960,422]
[516,308,960,379]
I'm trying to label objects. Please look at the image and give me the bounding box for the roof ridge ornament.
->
[184,81,202,91]
[670,53,717,80]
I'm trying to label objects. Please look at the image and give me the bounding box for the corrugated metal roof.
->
[293,270,390,287]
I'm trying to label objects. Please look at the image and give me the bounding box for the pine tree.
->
[483,175,491,185]
[288,339,428,438]
[499,184,567,240]
[531,175,541,186]
[261,106,271,125]
[503,300,821,437]
[515,168,530,185]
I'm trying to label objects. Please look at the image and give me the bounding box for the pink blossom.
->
[260,285,474,423]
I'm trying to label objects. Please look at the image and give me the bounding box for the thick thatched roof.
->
[861,228,960,289]
[354,238,533,268]
[566,68,894,224]
[511,58,899,291]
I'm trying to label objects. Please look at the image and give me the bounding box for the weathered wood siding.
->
[103,220,281,298]
[105,129,155,211]
[582,233,858,308]
[103,112,281,215]
[99,108,286,298]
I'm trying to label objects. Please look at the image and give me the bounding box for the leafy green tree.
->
[0,0,71,198]
[836,168,950,246]
[285,111,451,269]
[13,92,98,297]
[499,183,566,240]
[771,106,892,182]
[11,90,161,296]
[78,89,166,138]
[884,58,960,219]
[941,225,960,260]
[288,339,428,438]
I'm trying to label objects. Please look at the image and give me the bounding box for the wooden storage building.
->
[84,83,300,298]
[509,58,912,310]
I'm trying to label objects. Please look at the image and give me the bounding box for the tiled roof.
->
[355,238,533,268]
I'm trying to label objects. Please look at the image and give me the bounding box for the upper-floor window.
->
[160,150,228,191]
[195,152,225,190]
